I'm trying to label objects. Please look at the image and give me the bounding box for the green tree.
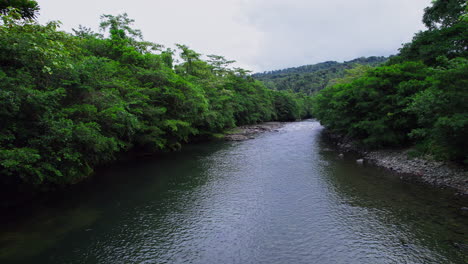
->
[174,44,203,76]
[406,57,468,163]
[392,0,467,65]
[206,54,235,76]
[0,0,39,20]
[422,0,467,29]
[0,11,313,189]
[313,62,432,146]
[312,0,467,163]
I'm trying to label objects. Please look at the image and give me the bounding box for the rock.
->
[453,242,468,251]
[225,135,249,141]
[324,130,468,193]
[225,122,285,141]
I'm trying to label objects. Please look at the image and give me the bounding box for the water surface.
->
[1,121,467,263]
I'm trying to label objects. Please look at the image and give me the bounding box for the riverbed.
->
[0,120,467,263]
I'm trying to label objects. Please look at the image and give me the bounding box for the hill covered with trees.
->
[313,0,467,164]
[252,56,387,94]
[0,2,313,188]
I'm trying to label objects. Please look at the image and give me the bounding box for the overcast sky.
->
[37,0,432,72]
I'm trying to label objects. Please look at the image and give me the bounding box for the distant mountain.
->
[253,56,388,94]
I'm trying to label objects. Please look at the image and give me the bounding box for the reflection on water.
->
[0,120,467,264]
[317,134,468,263]
[0,207,100,261]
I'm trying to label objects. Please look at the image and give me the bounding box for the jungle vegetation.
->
[1,0,466,193]
[0,1,313,188]
[252,56,388,94]
[312,0,467,164]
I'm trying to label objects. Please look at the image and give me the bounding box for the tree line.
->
[252,57,388,94]
[312,0,467,164]
[0,2,313,188]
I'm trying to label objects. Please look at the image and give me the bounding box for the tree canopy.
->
[312,0,468,164]
[422,0,467,29]
[0,0,39,19]
[0,9,313,188]
[252,57,387,95]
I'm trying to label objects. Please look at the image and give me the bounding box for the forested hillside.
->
[313,0,467,163]
[0,2,313,188]
[252,56,387,94]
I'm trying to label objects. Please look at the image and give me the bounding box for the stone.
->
[225,135,249,141]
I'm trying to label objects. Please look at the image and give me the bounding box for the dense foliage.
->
[313,0,467,163]
[0,0,39,19]
[0,9,312,187]
[252,57,387,94]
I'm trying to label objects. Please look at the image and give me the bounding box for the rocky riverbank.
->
[325,131,468,195]
[224,122,284,141]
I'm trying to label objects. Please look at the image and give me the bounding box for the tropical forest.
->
[0,0,467,263]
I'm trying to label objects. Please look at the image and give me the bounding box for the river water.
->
[0,120,467,264]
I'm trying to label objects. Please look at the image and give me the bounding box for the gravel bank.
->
[224,122,285,141]
[325,131,468,194]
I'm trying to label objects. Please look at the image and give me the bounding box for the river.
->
[0,120,467,263]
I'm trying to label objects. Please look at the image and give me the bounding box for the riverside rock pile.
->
[326,131,468,194]
[365,150,468,194]
[224,122,284,141]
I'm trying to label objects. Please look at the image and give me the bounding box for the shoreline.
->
[323,130,468,195]
[0,121,287,210]
[224,122,285,141]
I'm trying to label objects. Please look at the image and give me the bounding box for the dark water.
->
[1,121,467,264]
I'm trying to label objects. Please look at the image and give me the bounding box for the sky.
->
[37,0,432,72]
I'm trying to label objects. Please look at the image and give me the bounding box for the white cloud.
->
[36,0,432,72]
[239,0,431,71]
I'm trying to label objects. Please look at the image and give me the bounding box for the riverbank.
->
[224,122,285,141]
[0,121,287,210]
[324,131,468,195]
[2,120,467,264]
